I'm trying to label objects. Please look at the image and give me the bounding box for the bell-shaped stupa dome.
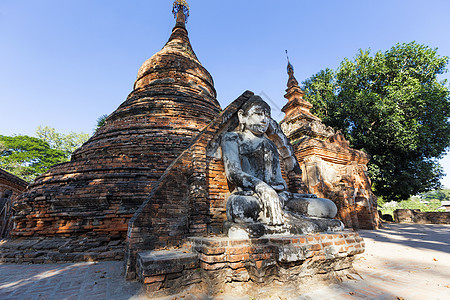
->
[11,1,221,243]
[73,1,220,162]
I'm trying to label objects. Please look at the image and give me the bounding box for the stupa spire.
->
[282,52,314,116]
[285,50,299,89]
[173,0,189,28]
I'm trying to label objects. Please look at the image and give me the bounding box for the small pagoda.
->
[280,58,380,229]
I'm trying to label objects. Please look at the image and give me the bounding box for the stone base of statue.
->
[136,231,364,298]
[224,213,344,239]
[225,192,344,239]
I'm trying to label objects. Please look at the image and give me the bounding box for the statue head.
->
[238,96,271,135]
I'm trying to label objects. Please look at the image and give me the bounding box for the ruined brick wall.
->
[0,169,28,237]
[394,209,450,224]
[206,158,229,234]
[137,232,365,296]
[292,135,380,230]
[0,169,27,201]
[190,233,364,283]
[10,21,221,243]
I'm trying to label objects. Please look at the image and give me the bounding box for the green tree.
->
[94,114,108,132]
[0,135,67,182]
[420,189,450,202]
[302,42,450,201]
[36,126,89,158]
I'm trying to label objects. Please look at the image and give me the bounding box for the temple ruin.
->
[0,168,28,238]
[0,1,369,297]
[280,59,380,230]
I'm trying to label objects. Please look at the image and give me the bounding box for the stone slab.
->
[137,249,199,275]
[0,237,125,263]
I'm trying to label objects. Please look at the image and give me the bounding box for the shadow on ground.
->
[359,223,450,253]
[0,261,142,299]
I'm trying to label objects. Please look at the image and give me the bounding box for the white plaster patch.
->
[228,227,249,239]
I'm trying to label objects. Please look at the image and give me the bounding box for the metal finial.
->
[173,0,190,23]
[285,50,294,73]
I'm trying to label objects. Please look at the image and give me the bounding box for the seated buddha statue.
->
[221,95,341,237]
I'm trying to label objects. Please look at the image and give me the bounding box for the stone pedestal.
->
[135,231,365,298]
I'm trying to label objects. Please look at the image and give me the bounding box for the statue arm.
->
[266,118,301,175]
[221,133,262,190]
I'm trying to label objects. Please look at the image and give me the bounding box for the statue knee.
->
[226,194,261,223]
[309,198,337,218]
[286,196,337,218]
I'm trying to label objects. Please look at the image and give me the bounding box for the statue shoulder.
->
[222,131,242,144]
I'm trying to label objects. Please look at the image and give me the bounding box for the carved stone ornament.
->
[281,119,335,141]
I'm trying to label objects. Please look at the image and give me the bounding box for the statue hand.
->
[271,183,286,191]
[255,182,284,226]
[255,181,276,198]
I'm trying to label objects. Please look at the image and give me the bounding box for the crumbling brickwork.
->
[0,168,28,237]
[135,232,364,297]
[280,62,380,230]
[0,169,27,206]
[9,18,221,247]
[394,209,450,224]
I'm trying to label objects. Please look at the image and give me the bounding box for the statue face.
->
[240,104,270,135]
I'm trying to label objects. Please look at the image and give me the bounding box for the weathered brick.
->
[334,240,346,246]
[310,244,322,251]
[143,275,165,284]
[228,261,245,269]
[228,253,250,262]
[200,261,226,270]
[226,247,249,255]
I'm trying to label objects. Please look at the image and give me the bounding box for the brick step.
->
[136,249,200,295]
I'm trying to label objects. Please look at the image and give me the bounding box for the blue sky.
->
[1,0,450,186]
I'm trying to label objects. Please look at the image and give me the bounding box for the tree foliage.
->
[0,135,67,182]
[0,127,89,182]
[420,189,450,202]
[302,42,450,201]
[36,126,89,158]
[94,114,108,132]
[379,196,445,218]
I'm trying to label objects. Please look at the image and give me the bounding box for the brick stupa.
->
[280,60,380,229]
[10,2,221,243]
